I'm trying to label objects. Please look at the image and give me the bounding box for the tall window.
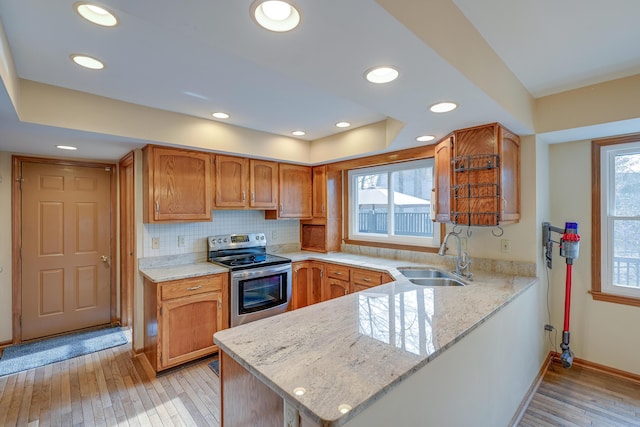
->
[594,136,640,304]
[348,159,439,248]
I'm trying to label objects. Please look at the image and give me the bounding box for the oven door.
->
[230,263,292,327]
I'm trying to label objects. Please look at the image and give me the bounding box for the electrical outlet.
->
[152,237,160,249]
[501,239,511,253]
[544,324,554,331]
[177,235,185,247]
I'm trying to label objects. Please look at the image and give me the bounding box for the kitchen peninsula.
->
[214,254,539,427]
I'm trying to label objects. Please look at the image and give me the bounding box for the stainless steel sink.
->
[397,268,450,278]
[408,277,466,287]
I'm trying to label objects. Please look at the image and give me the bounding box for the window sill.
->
[590,291,640,307]
[344,239,439,253]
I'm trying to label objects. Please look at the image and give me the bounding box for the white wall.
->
[0,152,12,343]
[549,140,640,375]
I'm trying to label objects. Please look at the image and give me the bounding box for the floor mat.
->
[0,326,128,377]
[208,359,220,376]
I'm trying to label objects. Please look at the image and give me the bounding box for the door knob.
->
[100,255,109,263]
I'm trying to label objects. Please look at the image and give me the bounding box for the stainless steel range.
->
[207,233,292,327]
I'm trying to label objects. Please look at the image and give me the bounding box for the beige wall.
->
[549,140,640,375]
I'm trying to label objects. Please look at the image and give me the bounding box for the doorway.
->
[12,157,116,342]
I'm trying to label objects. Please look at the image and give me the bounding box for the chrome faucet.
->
[438,232,472,279]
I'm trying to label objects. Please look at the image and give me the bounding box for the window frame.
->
[592,134,640,307]
[346,159,441,250]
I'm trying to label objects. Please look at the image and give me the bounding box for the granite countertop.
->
[213,258,537,426]
[139,260,228,283]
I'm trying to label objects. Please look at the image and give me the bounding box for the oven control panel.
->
[207,233,267,252]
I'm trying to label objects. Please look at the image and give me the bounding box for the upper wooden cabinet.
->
[215,156,278,209]
[434,135,453,224]
[300,166,343,252]
[265,163,312,219]
[434,123,520,226]
[143,145,213,223]
[215,155,248,208]
[250,159,279,208]
[311,166,327,218]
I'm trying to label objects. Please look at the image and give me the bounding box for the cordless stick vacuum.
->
[542,222,581,368]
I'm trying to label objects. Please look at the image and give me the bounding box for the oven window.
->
[239,273,287,314]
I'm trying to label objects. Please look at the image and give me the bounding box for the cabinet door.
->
[215,155,249,207]
[434,137,453,223]
[324,278,349,301]
[309,263,325,305]
[250,159,278,209]
[292,262,310,310]
[145,146,213,222]
[311,166,327,218]
[159,291,222,369]
[278,164,312,219]
[499,127,520,223]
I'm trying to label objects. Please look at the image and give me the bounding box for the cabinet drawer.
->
[161,275,224,301]
[351,269,383,287]
[326,264,350,281]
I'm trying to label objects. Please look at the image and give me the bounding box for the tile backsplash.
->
[142,210,300,257]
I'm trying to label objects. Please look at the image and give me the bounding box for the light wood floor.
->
[519,362,640,427]
[2,337,639,427]
[0,333,221,427]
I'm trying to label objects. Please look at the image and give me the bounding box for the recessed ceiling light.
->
[365,66,399,84]
[74,3,118,27]
[335,122,351,128]
[251,0,301,32]
[70,54,104,70]
[212,112,230,119]
[292,131,306,136]
[293,387,306,396]
[430,102,457,113]
[416,135,435,142]
[56,145,78,151]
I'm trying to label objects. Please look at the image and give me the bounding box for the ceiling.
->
[0,0,639,161]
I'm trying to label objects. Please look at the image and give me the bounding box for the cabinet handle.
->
[218,300,222,309]
[186,285,202,291]
[363,278,372,282]
[322,204,325,213]
[251,192,255,202]
[344,288,348,295]
[242,192,246,202]
[334,271,342,275]
[155,201,159,213]
[280,204,284,214]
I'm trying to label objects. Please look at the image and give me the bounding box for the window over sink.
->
[347,159,440,248]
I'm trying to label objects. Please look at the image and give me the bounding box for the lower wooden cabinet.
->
[144,273,228,372]
[292,261,324,309]
[293,261,395,306]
